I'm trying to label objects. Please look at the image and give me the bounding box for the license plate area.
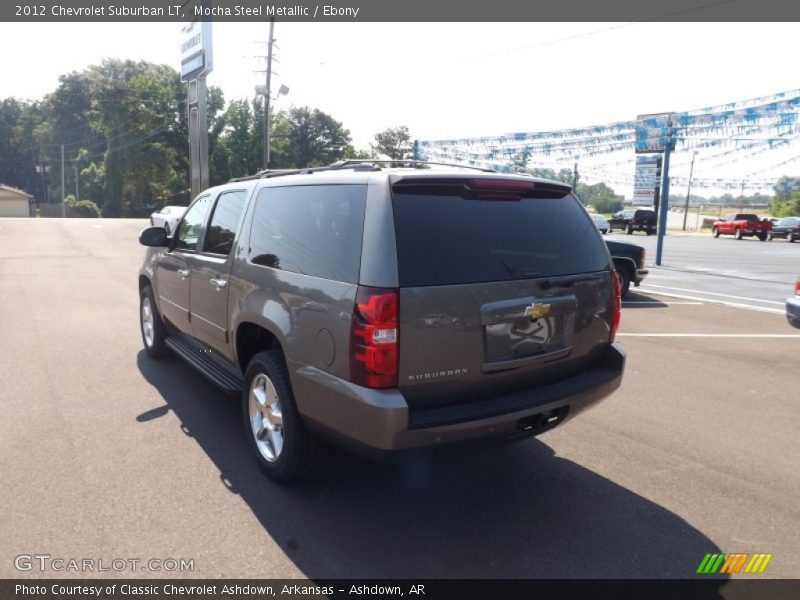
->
[480,294,577,370]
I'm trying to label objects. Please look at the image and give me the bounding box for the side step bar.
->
[165,335,244,395]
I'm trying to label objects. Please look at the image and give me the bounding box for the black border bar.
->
[4,579,800,600]
[4,0,800,22]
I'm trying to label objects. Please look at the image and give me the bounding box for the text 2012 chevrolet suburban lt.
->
[138,161,625,481]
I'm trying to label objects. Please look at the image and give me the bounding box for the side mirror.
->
[139,226,169,247]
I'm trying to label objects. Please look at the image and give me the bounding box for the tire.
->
[712,227,720,238]
[243,350,325,482]
[626,225,633,235]
[615,264,632,298]
[757,232,767,241]
[789,235,796,243]
[735,228,743,240]
[140,284,171,358]
[767,233,773,241]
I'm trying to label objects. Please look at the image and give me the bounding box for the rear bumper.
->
[787,298,800,329]
[291,344,625,455]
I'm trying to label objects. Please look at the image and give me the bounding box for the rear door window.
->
[248,184,367,283]
[391,187,609,287]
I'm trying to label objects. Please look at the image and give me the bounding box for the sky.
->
[1,21,799,196]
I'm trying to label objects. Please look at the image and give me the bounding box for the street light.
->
[682,150,698,231]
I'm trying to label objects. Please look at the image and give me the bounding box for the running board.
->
[165,335,244,395]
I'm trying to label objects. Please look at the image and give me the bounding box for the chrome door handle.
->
[177,268,190,279]
[210,277,228,289]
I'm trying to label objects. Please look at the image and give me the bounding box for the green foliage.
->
[371,126,412,160]
[284,106,351,168]
[578,182,622,214]
[64,194,77,208]
[73,199,102,218]
[342,145,374,160]
[770,176,800,217]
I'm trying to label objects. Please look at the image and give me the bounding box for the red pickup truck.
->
[712,213,772,241]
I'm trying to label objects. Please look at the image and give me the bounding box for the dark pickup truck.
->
[608,209,657,235]
[606,240,648,297]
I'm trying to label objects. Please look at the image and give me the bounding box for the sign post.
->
[635,113,675,266]
[180,16,213,200]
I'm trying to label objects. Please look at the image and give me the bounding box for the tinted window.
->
[204,190,247,256]
[778,217,799,226]
[635,210,655,218]
[175,195,211,251]
[392,190,609,287]
[735,214,759,221]
[249,184,367,283]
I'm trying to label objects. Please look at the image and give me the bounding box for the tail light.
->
[350,287,399,388]
[795,279,800,298]
[630,218,637,224]
[609,271,622,343]
[639,249,646,269]
[793,226,800,233]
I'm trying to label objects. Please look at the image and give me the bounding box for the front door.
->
[188,189,249,356]
[155,194,212,333]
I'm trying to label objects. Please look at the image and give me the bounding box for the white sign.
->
[632,155,660,206]
[180,20,213,80]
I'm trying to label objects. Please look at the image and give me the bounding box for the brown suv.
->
[138,161,625,481]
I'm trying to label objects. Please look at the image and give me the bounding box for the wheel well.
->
[235,323,280,373]
[613,258,634,279]
[139,275,151,292]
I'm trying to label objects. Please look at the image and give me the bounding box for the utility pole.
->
[263,18,275,170]
[61,144,65,218]
[682,150,697,231]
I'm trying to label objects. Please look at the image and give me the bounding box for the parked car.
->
[605,240,648,297]
[608,209,656,235]
[768,216,800,242]
[591,213,609,234]
[787,278,800,329]
[138,162,626,481]
[149,205,187,235]
[711,213,771,241]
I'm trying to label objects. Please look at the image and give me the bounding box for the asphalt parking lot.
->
[1,219,798,579]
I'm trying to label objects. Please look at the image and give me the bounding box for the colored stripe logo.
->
[697,553,772,574]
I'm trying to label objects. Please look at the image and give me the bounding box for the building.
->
[0,184,33,217]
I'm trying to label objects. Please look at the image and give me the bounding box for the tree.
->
[285,106,351,168]
[770,176,800,217]
[371,126,412,160]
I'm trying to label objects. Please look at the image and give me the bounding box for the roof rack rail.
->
[328,159,496,173]
[227,159,495,183]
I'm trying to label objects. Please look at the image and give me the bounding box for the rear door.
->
[187,189,249,356]
[390,177,616,409]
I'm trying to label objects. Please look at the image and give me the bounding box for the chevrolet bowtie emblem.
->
[524,302,550,320]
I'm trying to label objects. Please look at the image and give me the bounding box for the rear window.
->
[248,184,367,283]
[635,210,655,218]
[391,189,609,287]
[735,214,759,221]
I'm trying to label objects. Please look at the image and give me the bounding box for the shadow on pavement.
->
[137,351,725,581]
[621,291,669,308]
